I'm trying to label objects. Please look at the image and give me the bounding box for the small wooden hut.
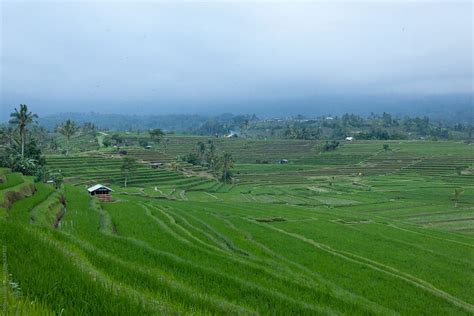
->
[87,184,113,202]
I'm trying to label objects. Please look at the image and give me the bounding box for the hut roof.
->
[87,184,113,193]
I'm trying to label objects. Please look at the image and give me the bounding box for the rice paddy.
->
[1,139,473,315]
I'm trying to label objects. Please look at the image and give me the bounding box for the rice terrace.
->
[1,1,473,315]
[1,107,473,314]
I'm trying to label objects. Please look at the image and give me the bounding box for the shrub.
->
[323,140,340,151]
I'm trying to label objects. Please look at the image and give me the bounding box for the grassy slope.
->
[1,140,473,314]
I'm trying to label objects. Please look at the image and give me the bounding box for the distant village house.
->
[225,131,238,138]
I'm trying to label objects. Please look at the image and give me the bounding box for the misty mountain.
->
[30,93,472,131]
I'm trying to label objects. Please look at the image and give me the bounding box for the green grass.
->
[1,139,473,314]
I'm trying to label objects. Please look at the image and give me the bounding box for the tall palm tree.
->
[218,152,234,184]
[57,119,78,156]
[9,104,38,158]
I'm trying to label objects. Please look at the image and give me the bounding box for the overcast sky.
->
[1,1,472,119]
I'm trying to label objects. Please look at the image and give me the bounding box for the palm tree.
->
[9,104,38,158]
[207,142,217,171]
[57,119,78,156]
[217,152,234,184]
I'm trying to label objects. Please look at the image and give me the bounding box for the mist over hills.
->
[19,93,471,131]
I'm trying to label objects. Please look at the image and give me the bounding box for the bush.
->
[102,139,112,147]
[182,153,200,165]
[323,141,340,151]
[138,139,148,147]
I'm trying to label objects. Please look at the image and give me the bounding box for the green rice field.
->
[1,139,473,315]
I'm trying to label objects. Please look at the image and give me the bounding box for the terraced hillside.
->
[2,140,473,314]
[46,154,216,191]
[232,141,474,185]
[154,135,318,163]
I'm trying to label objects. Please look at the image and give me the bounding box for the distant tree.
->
[283,124,296,139]
[323,141,340,152]
[49,138,59,152]
[163,138,170,152]
[136,129,141,144]
[196,120,227,136]
[182,152,200,165]
[196,141,206,161]
[138,139,149,147]
[56,119,78,156]
[0,126,16,147]
[111,133,123,146]
[383,144,390,151]
[9,104,38,158]
[149,128,165,144]
[120,157,137,187]
[217,152,234,184]
[382,112,393,127]
[102,139,112,148]
[207,141,217,171]
[241,119,250,136]
[82,122,96,134]
[331,126,347,139]
[31,125,49,149]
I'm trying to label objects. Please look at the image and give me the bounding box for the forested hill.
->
[38,113,208,132]
[37,112,257,133]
